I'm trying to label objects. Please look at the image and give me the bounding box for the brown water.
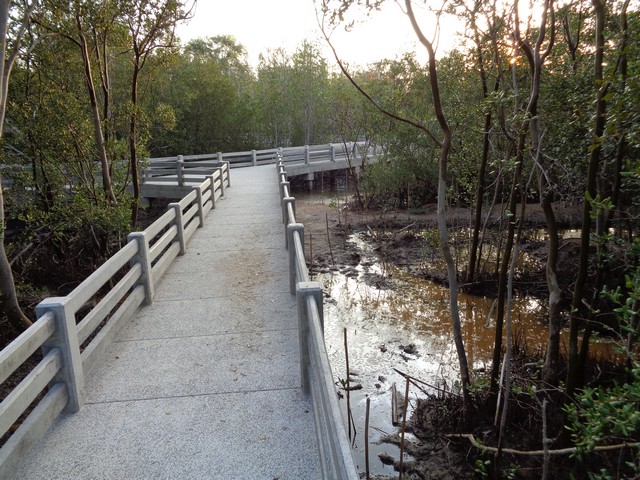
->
[316,232,620,475]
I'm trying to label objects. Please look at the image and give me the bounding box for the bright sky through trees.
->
[176,0,461,68]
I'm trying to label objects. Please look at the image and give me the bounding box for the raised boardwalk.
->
[11,165,321,479]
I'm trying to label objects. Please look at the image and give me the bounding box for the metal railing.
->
[0,164,230,478]
[277,159,358,480]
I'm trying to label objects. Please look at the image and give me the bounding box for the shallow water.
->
[315,232,556,474]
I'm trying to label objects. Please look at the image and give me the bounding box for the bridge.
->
[140,141,380,198]
[0,147,368,479]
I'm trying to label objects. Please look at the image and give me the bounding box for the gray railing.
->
[0,163,230,478]
[277,159,359,480]
[145,141,379,180]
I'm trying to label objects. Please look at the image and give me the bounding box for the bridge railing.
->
[145,141,377,181]
[276,159,358,480]
[0,164,230,478]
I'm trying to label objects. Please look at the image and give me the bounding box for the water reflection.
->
[317,231,618,475]
[318,234,552,474]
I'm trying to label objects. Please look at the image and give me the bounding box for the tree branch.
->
[448,433,640,457]
[316,7,441,147]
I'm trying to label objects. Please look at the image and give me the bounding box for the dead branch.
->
[447,433,640,456]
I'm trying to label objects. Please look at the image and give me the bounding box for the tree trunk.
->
[541,195,562,384]
[76,12,116,204]
[565,0,607,400]
[0,181,32,331]
[488,134,523,402]
[406,0,471,416]
[467,43,492,283]
[130,60,141,227]
[0,0,33,332]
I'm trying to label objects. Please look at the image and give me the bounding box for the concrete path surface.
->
[12,165,321,479]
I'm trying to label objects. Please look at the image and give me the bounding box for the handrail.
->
[0,162,231,479]
[277,158,359,479]
[145,141,379,179]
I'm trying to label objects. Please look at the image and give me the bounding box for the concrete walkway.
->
[13,165,321,479]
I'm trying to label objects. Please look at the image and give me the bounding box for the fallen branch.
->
[9,242,34,267]
[394,368,462,398]
[446,433,640,456]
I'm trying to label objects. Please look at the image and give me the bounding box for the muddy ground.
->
[297,200,584,299]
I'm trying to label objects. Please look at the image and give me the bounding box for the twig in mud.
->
[398,376,410,480]
[344,328,357,443]
[391,382,400,426]
[365,396,371,480]
[326,213,335,266]
[395,222,417,234]
[309,233,313,277]
[344,208,348,249]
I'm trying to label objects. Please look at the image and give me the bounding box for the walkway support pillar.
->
[177,155,184,186]
[206,174,216,209]
[297,281,323,394]
[280,180,291,205]
[169,203,186,255]
[36,298,85,412]
[287,223,304,294]
[283,196,295,232]
[217,167,226,197]
[195,186,205,227]
[127,232,154,304]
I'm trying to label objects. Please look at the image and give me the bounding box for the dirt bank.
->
[297,199,584,301]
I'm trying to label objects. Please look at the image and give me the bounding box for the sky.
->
[175,0,461,69]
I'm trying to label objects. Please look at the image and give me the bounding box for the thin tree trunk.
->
[467,53,491,283]
[607,0,630,237]
[565,0,607,400]
[541,193,562,384]
[406,0,471,416]
[489,132,524,402]
[130,61,141,227]
[76,12,116,204]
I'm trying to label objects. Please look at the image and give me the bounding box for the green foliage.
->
[565,368,640,455]
[565,252,640,479]
[255,40,332,148]
[474,456,491,479]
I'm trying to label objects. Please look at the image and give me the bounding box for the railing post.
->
[195,185,205,227]
[217,167,226,197]
[217,152,223,164]
[305,145,310,165]
[330,144,336,162]
[287,223,304,294]
[177,155,184,186]
[36,298,85,413]
[207,173,216,209]
[283,196,295,231]
[280,178,290,198]
[297,281,323,395]
[224,161,231,187]
[252,149,257,166]
[127,232,155,304]
[169,202,186,255]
